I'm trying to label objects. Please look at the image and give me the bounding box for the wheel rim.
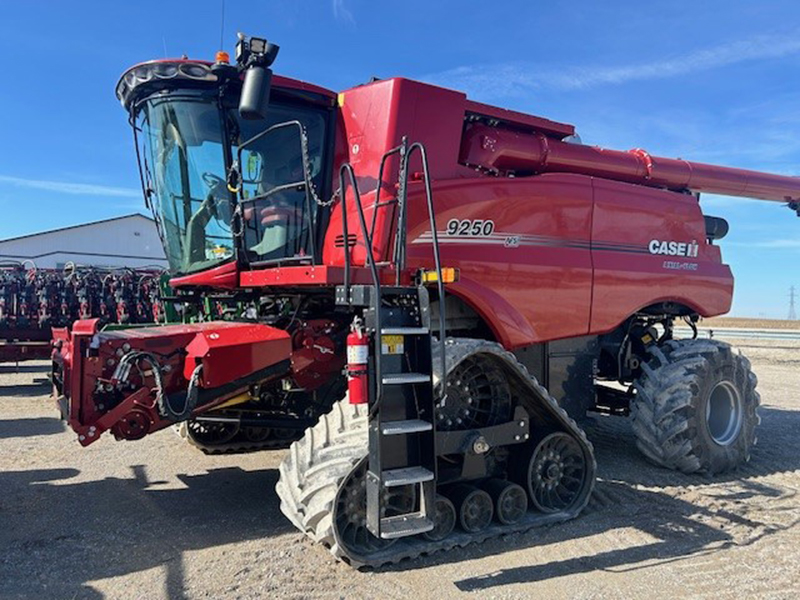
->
[528,432,587,513]
[186,420,239,445]
[437,356,512,431]
[706,380,743,446]
[334,459,415,557]
[496,483,528,525]
[460,490,493,532]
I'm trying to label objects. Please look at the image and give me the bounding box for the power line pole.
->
[790,286,798,321]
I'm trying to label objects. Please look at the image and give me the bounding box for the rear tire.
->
[631,339,760,474]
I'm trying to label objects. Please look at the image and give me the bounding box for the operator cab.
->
[116,38,335,279]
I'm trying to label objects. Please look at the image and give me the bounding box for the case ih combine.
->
[52,35,798,567]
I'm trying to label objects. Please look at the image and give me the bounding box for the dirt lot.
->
[1,339,799,599]
[702,317,800,330]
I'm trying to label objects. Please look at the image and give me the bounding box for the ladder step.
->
[382,373,430,385]
[380,514,434,539]
[381,419,433,436]
[381,327,429,335]
[382,466,434,487]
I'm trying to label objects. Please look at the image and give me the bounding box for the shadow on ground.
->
[380,405,800,590]
[0,381,51,398]
[0,416,64,439]
[0,465,290,600]
[0,363,50,375]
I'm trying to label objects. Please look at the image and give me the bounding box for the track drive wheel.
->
[631,339,760,474]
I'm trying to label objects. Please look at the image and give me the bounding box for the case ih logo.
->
[649,239,700,258]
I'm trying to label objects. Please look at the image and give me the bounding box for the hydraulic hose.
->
[114,351,200,422]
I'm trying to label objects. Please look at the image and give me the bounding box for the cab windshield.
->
[135,91,328,275]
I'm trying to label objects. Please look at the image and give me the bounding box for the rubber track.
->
[275,338,597,568]
[175,422,300,454]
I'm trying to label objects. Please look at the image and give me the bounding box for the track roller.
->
[482,479,528,525]
[423,494,457,542]
[242,426,271,442]
[450,484,494,533]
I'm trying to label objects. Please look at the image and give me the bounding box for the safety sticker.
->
[381,335,405,355]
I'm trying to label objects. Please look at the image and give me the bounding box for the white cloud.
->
[424,31,800,96]
[753,239,800,248]
[332,0,355,25]
[0,175,140,198]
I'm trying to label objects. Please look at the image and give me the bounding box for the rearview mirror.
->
[239,65,272,120]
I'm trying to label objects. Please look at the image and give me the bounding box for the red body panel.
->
[589,179,732,333]
[239,265,411,287]
[170,261,239,289]
[182,324,291,387]
[402,173,732,348]
[463,99,575,138]
[407,175,594,347]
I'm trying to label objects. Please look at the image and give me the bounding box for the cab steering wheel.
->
[202,172,225,189]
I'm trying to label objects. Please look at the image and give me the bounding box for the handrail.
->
[338,138,447,404]
[338,163,383,407]
[399,141,447,398]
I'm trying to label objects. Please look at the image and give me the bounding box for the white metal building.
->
[0,214,167,269]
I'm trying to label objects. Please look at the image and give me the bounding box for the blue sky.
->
[0,0,798,317]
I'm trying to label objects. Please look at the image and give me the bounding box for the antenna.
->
[790,286,798,320]
[219,0,226,50]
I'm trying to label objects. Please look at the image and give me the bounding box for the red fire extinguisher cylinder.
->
[346,325,369,405]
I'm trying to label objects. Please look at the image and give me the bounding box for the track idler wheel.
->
[451,484,494,533]
[423,494,457,542]
[483,479,528,525]
[526,432,589,513]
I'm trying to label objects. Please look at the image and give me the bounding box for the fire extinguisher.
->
[346,316,369,405]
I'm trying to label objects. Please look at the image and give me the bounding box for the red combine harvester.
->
[52,35,798,566]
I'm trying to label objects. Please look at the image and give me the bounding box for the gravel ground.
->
[1,339,799,599]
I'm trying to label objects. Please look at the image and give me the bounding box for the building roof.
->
[0,213,155,243]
